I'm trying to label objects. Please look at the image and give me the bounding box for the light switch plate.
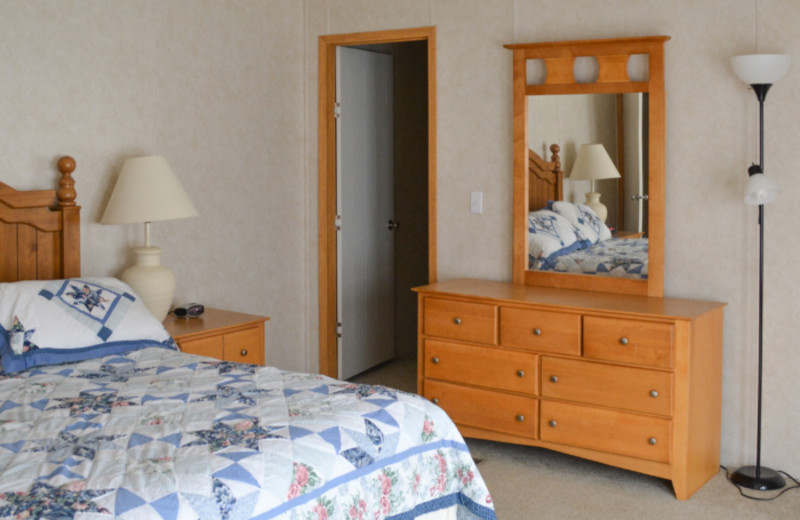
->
[470,191,483,214]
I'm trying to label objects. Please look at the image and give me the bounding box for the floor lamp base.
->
[731,465,786,491]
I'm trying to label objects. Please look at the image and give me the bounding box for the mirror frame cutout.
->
[505,36,669,297]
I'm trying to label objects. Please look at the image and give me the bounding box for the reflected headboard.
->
[528,144,562,212]
[0,157,81,282]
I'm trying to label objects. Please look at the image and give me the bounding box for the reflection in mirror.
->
[527,93,649,234]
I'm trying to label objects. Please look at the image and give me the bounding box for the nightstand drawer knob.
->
[240,349,248,357]
[517,369,525,377]
[432,357,440,364]
[649,437,657,445]
[533,328,542,336]
[453,317,462,325]
[650,390,659,398]
[620,337,629,345]
[549,420,557,428]
[516,414,525,422]
[550,375,558,383]
[432,397,439,405]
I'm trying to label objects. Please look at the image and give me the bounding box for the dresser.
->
[414,279,725,500]
[163,308,269,365]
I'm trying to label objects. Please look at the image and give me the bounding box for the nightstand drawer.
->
[540,400,671,463]
[424,339,538,395]
[583,316,674,369]
[424,380,537,438]
[223,326,264,365]
[541,357,673,416]
[500,306,581,355]
[178,335,223,359]
[423,297,497,345]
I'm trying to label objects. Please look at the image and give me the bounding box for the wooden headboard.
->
[528,144,563,212]
[0,157,81,282]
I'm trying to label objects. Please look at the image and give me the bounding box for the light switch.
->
[470,191,483,214]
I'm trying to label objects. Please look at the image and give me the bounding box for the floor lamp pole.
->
[730,85,785,491]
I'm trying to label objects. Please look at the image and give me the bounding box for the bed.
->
[0,158,496,520]
[526,146,648,280]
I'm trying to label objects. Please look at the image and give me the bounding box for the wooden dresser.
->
[414,278,725,500]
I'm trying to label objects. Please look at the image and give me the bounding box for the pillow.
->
[0,277,176,374]
[549,200,612,245]
[528,209,582,268]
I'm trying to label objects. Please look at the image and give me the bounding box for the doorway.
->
[318,27,437,379]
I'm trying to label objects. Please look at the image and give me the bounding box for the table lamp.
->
[101,156,198,320]
[568,143,621,222]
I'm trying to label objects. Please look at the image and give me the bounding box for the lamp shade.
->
[744,173,779,205]
[101,156,198,225]
[731,54,791,85]
[569,144,621,181]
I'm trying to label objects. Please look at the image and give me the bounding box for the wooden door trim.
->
[318,27,437,377]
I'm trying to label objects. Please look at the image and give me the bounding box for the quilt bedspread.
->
[0,347,495,520]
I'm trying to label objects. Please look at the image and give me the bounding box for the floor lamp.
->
[730,53,790,491]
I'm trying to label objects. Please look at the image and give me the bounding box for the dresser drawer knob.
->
[648,437,657,445]
[453,317,462,325]
[550,375,558,383]
[516,414,525,422]
[432,397,439,405]
[432,357,440,364]
[533,328,542,336]
[240,349,248,357]
[548,420,557,428]
[619,337,629,345]
[517,369,525,377]
[650,390,659,398]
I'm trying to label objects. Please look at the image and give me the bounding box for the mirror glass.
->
[527,93,649,237]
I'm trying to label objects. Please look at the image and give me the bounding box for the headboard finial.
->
[549,144,561,172]
[56,156,77,207]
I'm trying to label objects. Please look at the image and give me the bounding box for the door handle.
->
[388,220,400,231]
[631,194,649,201]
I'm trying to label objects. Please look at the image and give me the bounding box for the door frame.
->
[318,27,437,378]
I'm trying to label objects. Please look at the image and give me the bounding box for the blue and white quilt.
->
[531,237,648,279]
[0,347,496,520]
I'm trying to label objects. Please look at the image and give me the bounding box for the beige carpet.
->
[350,357,800,519]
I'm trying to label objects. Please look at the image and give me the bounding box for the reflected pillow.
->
[528,209,582,269]
[549,201,612,245]
[0,277,176,374]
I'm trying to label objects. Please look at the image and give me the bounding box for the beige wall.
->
[3,0,799,478]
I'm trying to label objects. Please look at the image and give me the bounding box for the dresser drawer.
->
[500,307,581,355]
[424,380,537,438]
[223,326,264,365]
[179,335,223,359]
[541,357,673,416]
[423,297,497,345]
[583,316,674,369]
[424,339,537,395]
[540,401,671,463]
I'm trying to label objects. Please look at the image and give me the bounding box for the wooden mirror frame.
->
[505,36,669,297]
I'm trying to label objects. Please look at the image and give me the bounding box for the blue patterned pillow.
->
[0,278,176,373]
[549,200,612,245]
[528,210,582,269]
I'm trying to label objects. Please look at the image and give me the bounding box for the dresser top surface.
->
[413,279,726,320]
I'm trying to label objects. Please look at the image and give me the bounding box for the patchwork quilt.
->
[536,237,648,279]
[0,347,495,520]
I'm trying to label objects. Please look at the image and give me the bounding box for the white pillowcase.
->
[0,277,175,373]
[550,200,612,245]
[528,209,581,266]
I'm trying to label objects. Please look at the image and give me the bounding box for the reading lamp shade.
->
[744,173,779,206]
[101,156,198,320]
[731,54,791,85]
[569,144,621,222]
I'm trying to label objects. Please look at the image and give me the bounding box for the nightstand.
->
[163,307,269,365]
[613,229,644,239]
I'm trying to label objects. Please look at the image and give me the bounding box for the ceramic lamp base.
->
[583,192,608,222]
[121,246,175,321]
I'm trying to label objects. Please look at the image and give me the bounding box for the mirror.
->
[528,93,648,235]
[505,36,669,297]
